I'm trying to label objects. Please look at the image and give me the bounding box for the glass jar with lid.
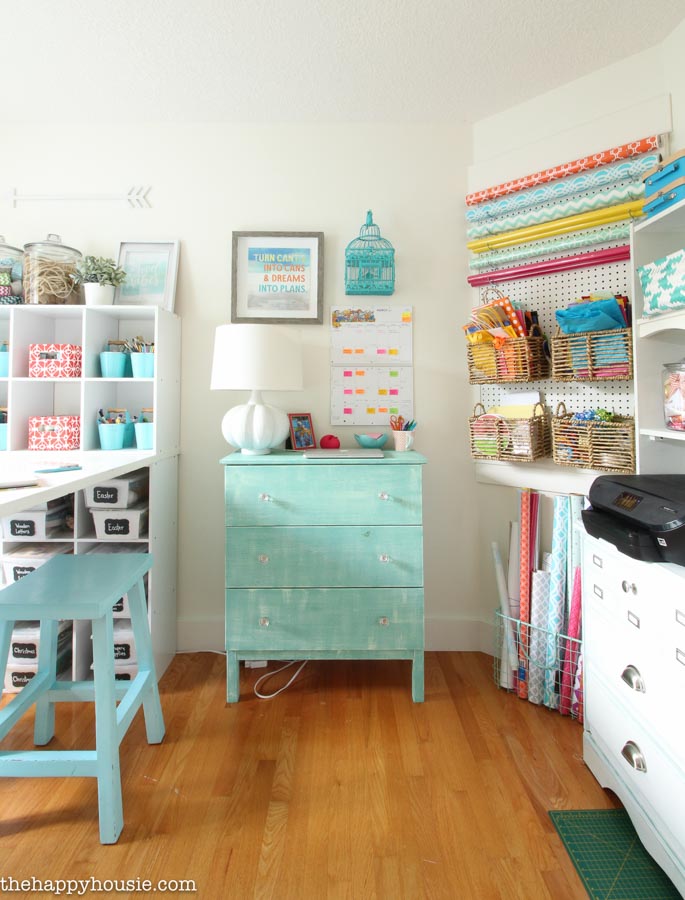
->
[662,359,685,430]
[0,236,24,304]
[23,233,83,305]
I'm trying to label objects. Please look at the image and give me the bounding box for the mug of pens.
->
[128,336,155,378]
[390,415,416,451]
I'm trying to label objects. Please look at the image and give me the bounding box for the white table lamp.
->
[210,324,303,454]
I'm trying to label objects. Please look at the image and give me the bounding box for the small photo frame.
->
[114,240,180,312]
[288,413,316,450]
[231,231,324,324]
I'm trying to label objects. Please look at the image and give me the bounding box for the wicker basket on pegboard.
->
[467,335,549,384]
[469,402,551,462]
[551,402,635,473]
[551,327,633,381]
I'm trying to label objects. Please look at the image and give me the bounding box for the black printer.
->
[582,474,685,565]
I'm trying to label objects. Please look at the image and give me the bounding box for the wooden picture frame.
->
[231,231,324,324]
[114,240,180,312]
[288,413,316,450]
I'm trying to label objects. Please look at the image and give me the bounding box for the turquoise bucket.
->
[130,353,154,378]
[100,352,127,378]
[98,422,126,450]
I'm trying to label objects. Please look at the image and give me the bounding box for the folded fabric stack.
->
[555,294,631,377]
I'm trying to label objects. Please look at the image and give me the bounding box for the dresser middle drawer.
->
[226,588,424,651]
[226,526,424,588]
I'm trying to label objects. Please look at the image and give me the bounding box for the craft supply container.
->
[0,236,23,304]
[662,360,685,431]
[22,234,83,305]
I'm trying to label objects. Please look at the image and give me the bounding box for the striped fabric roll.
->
[543,495,569,710]
[465,135,659,206]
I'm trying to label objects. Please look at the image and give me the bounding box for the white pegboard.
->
[474,258,634,418]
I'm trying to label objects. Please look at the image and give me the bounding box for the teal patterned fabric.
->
[465,154,659,222]
[638,248,685,317]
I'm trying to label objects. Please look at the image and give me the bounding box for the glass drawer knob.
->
[259,616,270,627]
[379,553,390,563]
[378,616,389,626]
[258,554,269,564]
[378,491,390,501]
[258,493,272,502]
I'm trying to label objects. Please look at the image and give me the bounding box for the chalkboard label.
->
[11,671,35,688]
[11,520,36,537]
[104,518,130,536]
[12,642,37,659]
[114,643,131,660]
[13,565,36,581]
[115,671,132,680]
[94,486,118,504]
[112,596,125,612]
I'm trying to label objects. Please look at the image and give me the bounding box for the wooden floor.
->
[0,652,618,899]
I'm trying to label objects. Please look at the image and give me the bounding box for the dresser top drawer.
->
[225,463,423,526]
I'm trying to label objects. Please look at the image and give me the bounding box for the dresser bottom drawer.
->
[226,588,423,652]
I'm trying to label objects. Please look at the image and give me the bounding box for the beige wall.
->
[3,122,482,651]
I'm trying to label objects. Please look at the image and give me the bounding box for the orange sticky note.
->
[355,370,365,376]
[355,389,365,395]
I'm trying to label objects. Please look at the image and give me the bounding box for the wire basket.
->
[469,402,551,462]
[551,402,635,473]
[551,327,633,381]
[467,335,549,384]
[493,611,583,720]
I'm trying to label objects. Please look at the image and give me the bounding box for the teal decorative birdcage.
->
[345,210,395,295]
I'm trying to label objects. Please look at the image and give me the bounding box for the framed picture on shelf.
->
[231,231,324,324]
[114,240,180,312]
[288,413,316,450]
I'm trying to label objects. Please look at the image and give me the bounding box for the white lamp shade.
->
[210,323,303,391]
[210,324,304,454]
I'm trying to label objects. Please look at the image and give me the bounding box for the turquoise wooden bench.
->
[0,553,165,844]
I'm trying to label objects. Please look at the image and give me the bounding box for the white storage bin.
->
[9,619,72,664]
[4,643,72,694]
[89,503,148,541]
[2,502,68,540]
[1,543,72,584]
[84,472,149,510]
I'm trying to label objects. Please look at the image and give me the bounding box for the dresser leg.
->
[226,651,240,703]
[412,651,424,702]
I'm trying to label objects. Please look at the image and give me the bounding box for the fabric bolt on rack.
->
[468,223,630,271]
[467,244,631,287]
[465,154,660,223]
[466,135,660,206]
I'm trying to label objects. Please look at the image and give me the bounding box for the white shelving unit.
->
[0,304,181,683]
[631,196,685,474]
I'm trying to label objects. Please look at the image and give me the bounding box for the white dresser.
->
[582,532,685,895]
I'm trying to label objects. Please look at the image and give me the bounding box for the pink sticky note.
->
[389,389,399,395]
[343,389,353,395]
[343,370,353,377]
[344,407,353,414]
[377,348,387,355]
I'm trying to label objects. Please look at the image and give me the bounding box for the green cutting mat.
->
[549,809,681,899]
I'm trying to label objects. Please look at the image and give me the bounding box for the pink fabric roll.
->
[560,566,582,715]
[467,245,631,286]
[517,489,531,699]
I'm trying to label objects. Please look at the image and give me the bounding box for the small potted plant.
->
[74,256,127,306]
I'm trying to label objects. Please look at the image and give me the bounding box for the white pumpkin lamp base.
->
[221,390,290,455]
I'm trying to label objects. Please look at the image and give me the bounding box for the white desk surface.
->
[0,450,176,517]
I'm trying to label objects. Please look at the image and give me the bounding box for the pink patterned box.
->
[29,343,82,378]
[28,415,81,450]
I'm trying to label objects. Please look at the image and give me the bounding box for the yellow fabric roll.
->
[467,199,644,253]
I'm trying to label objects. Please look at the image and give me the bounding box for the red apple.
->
[320,434,340,449]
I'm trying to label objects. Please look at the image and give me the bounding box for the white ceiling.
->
[9,1,685,124]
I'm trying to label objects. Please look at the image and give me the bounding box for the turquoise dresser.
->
[221,450,427,702]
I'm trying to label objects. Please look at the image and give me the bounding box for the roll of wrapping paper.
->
[465,135,660,206]
[543,496,569,709]
[469,223,630,271]
[466,182,645,240]
[567,495,583,613]
[467,199,644,253]
[572,650,584,723]
[492,542,516,689]
[467,244,631,287]
[560,566,582,715]
[517,489,532,699]
[465,154,660,222]
[528,569,551,705]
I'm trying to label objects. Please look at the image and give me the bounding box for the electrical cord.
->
[253,660,308,699]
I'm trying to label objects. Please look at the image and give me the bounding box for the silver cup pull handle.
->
[621,740,647,773]
[620,664,646,693]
